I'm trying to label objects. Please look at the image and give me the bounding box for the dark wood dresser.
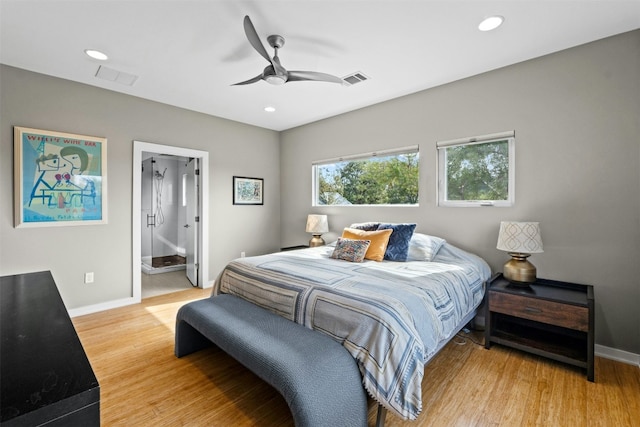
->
[1,271,100,426]
[485,273,594,381]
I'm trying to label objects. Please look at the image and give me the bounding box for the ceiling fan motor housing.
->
[267,34,285,49]
[263,65,287,85]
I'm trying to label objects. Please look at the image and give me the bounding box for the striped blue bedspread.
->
[213,242,491,420]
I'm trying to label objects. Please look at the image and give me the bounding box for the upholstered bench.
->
[175,294,368,427]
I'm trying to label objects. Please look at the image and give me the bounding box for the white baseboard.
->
[68,280,213,318]
[66,296,639,368]
[595,344,640,367]
[68,296,139,318]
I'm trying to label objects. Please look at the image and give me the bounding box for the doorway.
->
[132,141,209,302]
[141,154,193,298]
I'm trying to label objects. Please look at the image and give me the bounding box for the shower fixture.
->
[153,168,167,226]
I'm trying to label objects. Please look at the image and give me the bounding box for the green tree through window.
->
[315,150,419,206]
[438,135,514,207]
[445,140,508,200]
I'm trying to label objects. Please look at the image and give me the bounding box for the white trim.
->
[68,279,214,318]
[133,141,211,305]
[436,130,515,148]
[68,297,137,318]
[312,145,418,166]
[63,306,634,368]
[595,344,640,367]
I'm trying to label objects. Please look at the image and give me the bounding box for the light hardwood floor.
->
[73,288,640,426]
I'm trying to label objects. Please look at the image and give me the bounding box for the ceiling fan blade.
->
[288,70,344,84]
[231,74,264,86]
[243,16,273,65]
[271,54,288,79]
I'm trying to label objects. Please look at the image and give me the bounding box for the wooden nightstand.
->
[485,273,595,381]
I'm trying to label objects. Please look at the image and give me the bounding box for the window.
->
[437,131,515,207]
[313,146,419,206]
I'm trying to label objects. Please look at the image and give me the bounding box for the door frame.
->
[132,141,210,302]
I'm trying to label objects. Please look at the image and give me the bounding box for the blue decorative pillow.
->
[330,238,371,262]
[348,222,380,232]
[377,223,416,261]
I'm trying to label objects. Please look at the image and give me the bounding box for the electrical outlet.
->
[240,251,246,258]
[84,272,94,284]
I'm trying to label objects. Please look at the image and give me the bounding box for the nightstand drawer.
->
[490,291,589,331]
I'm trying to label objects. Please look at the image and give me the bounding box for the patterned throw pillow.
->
[406,233,446,262]
[341,228,393,262]
[377,223,417,261]
[330,238,371,262]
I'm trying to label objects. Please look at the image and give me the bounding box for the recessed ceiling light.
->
[478,16,504,32]
[264,106,276,113]
[84,49,108,61]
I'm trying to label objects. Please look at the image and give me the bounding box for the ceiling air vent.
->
[95,65,138,86]
[342,72,369,86]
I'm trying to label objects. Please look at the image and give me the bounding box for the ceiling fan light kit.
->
[265,74,286,85]
[233,15,344,86]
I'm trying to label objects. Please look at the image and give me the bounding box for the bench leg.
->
[375,405,387,427]
[175,319,213,357]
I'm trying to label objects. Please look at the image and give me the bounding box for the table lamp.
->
[496,221,543,285]
[306,214,329,247]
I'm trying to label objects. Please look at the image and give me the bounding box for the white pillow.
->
[407,233,446,262]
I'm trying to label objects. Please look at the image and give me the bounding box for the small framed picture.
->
[233,176,263,205]
[14,126,108,227]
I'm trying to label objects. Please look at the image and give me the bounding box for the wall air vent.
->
[342,71,369,86]
[95,65,138,86]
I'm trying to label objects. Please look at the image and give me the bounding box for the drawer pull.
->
[524,306,542,313]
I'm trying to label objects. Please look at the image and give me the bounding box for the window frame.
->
[312,145,419,207]
[437,132,515,207]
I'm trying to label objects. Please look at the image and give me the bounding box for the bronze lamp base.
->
[309,234,325,247]
[503,253,537,285]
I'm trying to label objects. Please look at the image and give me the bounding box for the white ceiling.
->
[1,1,639,131]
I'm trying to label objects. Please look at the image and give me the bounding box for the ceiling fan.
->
[232,15,344,86]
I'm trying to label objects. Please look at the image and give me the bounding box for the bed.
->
[213,228,491,421]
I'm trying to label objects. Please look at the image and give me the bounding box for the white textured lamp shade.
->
[496,222,543,254]
[497,221,543,284]
[306,214,328,247]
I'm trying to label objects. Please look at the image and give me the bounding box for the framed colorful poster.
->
[233,176,263,205]
[14,126,108,227]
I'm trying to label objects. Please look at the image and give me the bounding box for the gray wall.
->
[1,30,638,355]
[280,30,640,354]
[0,65,281,309]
